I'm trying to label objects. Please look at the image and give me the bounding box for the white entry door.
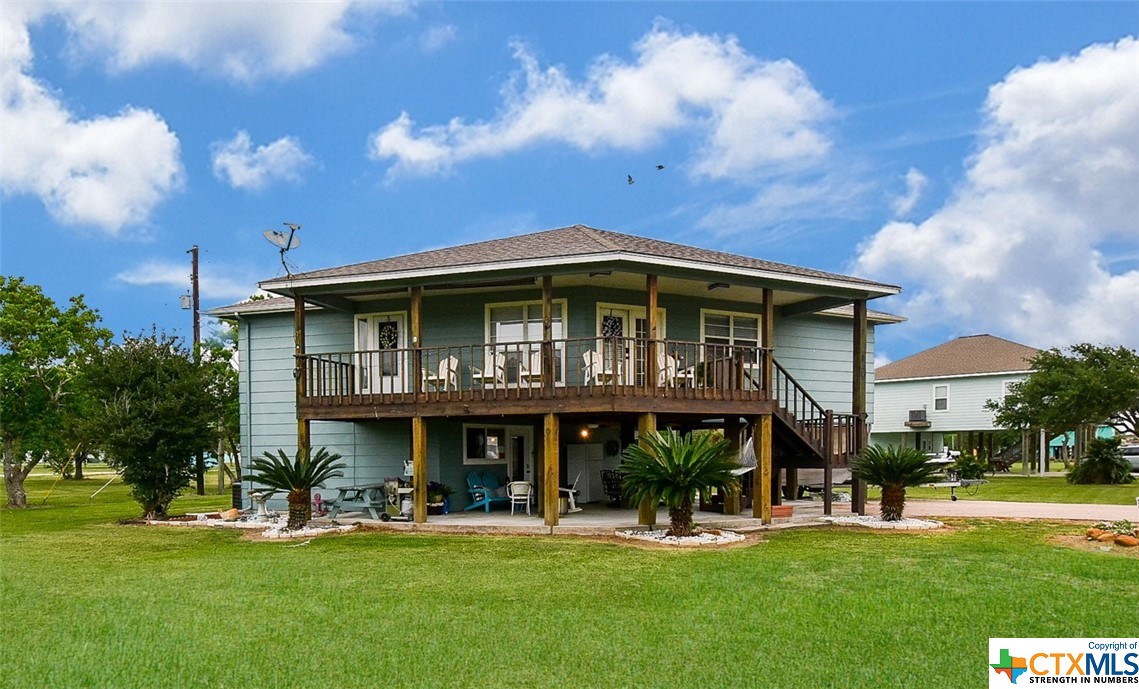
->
[356,313,407,394]
[507,427,534,484]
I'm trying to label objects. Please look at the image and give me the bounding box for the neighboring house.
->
[210,225,902,525]
[870,334,1039,456]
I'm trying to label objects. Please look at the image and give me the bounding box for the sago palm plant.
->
[246,447,345,530]
[620,430,741,537]
[851,444,942,521]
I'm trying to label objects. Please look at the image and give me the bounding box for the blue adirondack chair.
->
[464,471,511,512]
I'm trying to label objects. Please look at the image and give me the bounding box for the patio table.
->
[326,483,386,520]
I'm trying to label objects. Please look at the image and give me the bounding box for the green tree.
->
[620,430,740,537]
[987,344,1139,438]
[851,445,944,521]
[201,339,240,480]
[245,447,345,529]
[0,277,110,507]
[84,331,215,519]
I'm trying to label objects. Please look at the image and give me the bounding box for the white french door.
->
[597,304,665,386]
[356,313,407,394]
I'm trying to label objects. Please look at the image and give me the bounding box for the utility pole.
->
[188,245,205,495]
[188,245,200,355]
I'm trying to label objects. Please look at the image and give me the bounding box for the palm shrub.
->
[1067,438,1134,485]
[851,444,943,521]
[246,447,345,529]
[620,430,740,537]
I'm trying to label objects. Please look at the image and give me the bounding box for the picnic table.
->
[988,458,1015,473]
[325,483,386,520]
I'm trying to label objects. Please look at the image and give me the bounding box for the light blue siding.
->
[774,314,876,422]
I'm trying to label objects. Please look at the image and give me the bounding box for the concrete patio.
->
[312,498,856,535]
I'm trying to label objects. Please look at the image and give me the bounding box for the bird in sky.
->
[656,164,665,170]
[627,175,635,185]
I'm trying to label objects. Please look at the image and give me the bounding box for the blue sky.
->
[2,2,1136,364]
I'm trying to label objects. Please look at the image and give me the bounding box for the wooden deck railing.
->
[298,336,863,464]
[297,336,773,406]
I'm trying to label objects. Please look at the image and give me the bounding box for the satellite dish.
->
[263,222,301,276]
[263,229,300,250]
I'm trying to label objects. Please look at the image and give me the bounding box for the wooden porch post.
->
[823,410,834,516]
[646,274,658,391]
[542,276,554,395]
[851,298,868,516]
[637,413,657,526]
[412,416,427,523]
[410,286,423,400]
[543,413,560,527]
[294,295,310,457]
[753,414,773,524]
[761,288,774,398]
[723,418,741,515]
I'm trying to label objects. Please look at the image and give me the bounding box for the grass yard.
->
[868,474,1139,504]
[3,476,1137,689]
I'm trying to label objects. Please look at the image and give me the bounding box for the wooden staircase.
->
[768,358,864,469]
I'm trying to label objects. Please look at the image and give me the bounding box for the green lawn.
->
[869,474,1139,504]
[3,477,1136,689]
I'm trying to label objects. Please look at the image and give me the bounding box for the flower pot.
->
[427,502,445,515]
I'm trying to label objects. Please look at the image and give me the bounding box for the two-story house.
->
[211,225,902,525]
[870,334,1039,458]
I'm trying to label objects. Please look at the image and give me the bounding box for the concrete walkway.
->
[901,499,1139,521]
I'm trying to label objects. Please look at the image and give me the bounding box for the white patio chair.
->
[518,349,544,387]
[582,349,617,386]
[423,355,459,391]
[507,481,533,515]
[559,472,583,513]
[470,351,506,387]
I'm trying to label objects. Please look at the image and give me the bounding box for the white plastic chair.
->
[423,355,459,391]
[507,481,533,515]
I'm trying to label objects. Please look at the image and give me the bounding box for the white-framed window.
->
[700,309,761,361]
[485,299,567,384]
[1002,379,1018,399]
[463,424,508,464]
[933,384,950,411]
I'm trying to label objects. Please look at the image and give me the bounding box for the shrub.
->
[852,444,944,521]
[246,447,345,529]
[952,452,989,480]
[1067,438,1134,485]
[621,430,740,537]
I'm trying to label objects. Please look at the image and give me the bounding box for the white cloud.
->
[115,260,256,301]
[698,170,873,241]
[0,4,183,233]
[54,1,406,82]
[211,131,314,191]
[420,25,457,54]
[855,37,1139,350]
[891,167,928,217]
[369,22,832,179]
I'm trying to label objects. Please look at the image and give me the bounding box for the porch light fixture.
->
[708,282,729,291]
[579,427,591,439]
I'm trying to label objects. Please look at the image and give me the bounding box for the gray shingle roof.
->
[876,335,1039,381]
[264,224,896,292]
